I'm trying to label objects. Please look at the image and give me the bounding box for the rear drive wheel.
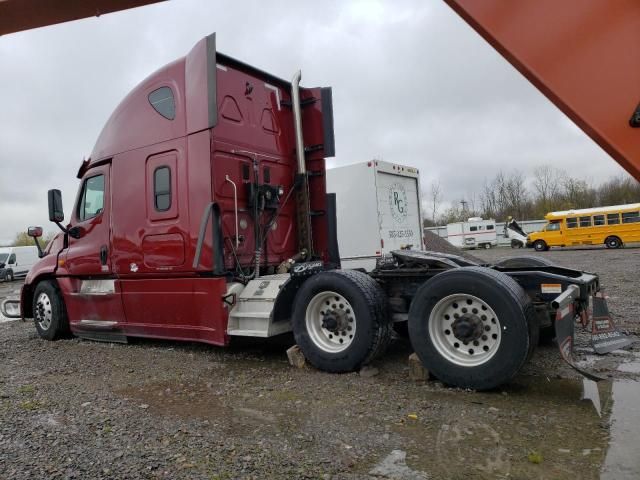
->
[605,236,622,249]
[483,243,492,250]
[33,280,70,340]
[533,240,548,252]
[292,270,392,372]
[4,270,14,282]
[408,267,533,390]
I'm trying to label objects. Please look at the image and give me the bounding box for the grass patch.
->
[19,400,43,411]
[17,385,35,395]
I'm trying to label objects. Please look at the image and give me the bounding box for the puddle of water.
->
[601,380,640,479]
[396,375,609,479]
[369,450,427,480]
[617,361,640,374]
[581,379,601,417]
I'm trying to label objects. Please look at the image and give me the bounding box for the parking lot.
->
[0,247,638,479]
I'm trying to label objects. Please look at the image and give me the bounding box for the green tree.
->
[11,231,33,246]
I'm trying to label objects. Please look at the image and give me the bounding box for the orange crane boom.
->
[445,0,640,181]
[0,0,165,36]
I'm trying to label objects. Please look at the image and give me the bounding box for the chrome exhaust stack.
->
[291,70,313,255]
[291,70,306,176]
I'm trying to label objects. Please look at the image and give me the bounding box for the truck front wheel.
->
[533,240,548,252]
[408,267,533,390]
[33,280,70,340]
[292,270,392,372]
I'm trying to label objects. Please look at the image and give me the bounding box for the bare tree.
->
[430,180,441,223]
[533,165,563,214]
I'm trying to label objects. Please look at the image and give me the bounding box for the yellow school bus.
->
[527,203,640,251]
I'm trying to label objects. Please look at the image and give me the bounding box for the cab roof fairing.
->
[87,33,315,168]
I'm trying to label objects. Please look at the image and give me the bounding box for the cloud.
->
[0,0,629,244]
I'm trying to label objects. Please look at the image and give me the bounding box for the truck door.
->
[543,220,564,246]
[376,171,423,252]
[64,164,112,275]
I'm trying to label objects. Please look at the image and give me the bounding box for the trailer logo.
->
[388,183,408,223]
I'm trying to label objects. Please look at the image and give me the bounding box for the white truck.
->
[0,246,39,281]
[504,217,529,248]
[326,160,424,271]
[446,218,498,249]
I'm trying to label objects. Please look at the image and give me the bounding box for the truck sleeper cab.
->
[4,34,629,391]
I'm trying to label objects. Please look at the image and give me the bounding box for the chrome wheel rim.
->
[428,294,502,367]
[35,292,53,330]
[305,291,356,353]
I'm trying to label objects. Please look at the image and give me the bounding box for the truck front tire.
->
[408,267,533,390]
[292,270,392,372]
[33,280,70,340]
[533,240,548,252]
[4,270,13,282]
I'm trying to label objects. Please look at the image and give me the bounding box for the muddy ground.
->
[0,246,638,479]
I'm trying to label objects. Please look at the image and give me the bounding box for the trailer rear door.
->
[375,167,423,253]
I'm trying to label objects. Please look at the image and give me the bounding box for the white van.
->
[0,246,39,281]
[446,217,498,249]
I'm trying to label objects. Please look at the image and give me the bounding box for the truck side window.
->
[566,217,578,228]
[622,211,640,223]
[486,225,494,230]
[593,215,605,226]
[469,226,477,232]
[148,87,175,120]
[8,254,15,264]
[579,216,591,227]
[78,174,105,221]
[607,213,620,225]
[154,166,171,211]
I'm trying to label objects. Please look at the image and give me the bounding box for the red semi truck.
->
[1,32,632,390]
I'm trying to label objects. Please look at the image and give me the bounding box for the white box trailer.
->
[446,218,498,249]
[326,160,424,271]
[0,246,39,281]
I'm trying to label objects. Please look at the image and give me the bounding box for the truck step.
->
[226,275,292,337]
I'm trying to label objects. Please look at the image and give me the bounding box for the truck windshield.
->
[0,254,7,263]
[546,222,561,231]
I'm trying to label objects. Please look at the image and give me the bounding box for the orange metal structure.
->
[445,0,640,181]
[0,0,164,36]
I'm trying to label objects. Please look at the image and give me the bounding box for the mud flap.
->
[554,302,604,382]
[590,295,634,354]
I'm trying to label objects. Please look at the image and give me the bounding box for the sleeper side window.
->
[78,174,105,221]
[154,166,172,212]
[148,87,175,120]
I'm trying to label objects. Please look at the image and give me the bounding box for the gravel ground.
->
[0,246,638,479]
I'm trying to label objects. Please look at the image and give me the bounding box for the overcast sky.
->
[0,0,631,244]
